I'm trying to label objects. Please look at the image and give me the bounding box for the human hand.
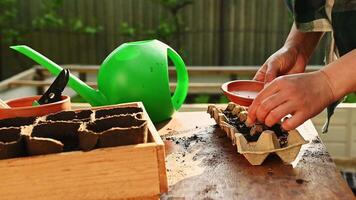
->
[254,46,308,84]
[247,71,335,131]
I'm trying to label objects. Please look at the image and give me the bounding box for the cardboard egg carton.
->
[0,105,147,159]
[207,103,308,165]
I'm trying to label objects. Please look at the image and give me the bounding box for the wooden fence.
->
[0,0,327,79]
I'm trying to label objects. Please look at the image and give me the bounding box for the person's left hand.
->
[246,71,335,131]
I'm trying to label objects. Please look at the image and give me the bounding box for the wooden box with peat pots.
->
[0,102,167,199]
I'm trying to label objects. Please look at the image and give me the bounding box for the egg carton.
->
[207,103,308,165]
[0,105,148,159]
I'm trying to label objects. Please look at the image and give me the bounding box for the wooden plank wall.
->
[312,104,356,160]
[0,0,327,79]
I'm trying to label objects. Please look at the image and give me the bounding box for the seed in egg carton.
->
[250,124,264,136]
[207,103,308,165]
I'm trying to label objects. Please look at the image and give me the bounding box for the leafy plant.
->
[0,0,20,44]
[0,0,103,78]
[0,0,103,45]
[119,0,193,53]
[31,0,65,30]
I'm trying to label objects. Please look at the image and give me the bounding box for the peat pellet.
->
[95,107,143,118]
[233,105,247,116]
[0,116,36,127]
[238,111,248,122]
[30,122,81,152]
[97,122,148,147]
[0,127,25,159]
[226,102,236,111]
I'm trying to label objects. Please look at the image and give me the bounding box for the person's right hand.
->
[253,46,308,84]
[247,71,335,131]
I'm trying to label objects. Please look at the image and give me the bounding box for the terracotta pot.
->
[221,80,263,106]
[0,95,71,120]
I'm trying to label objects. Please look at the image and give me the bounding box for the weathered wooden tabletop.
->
[156,112,354,200]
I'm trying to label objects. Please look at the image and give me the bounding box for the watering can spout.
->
[10,45,108,106]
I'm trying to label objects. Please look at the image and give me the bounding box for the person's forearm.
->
[284,23,324,63]
[321,49,356,101]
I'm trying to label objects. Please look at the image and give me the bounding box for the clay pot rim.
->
[3,95,70,110]
[221,80,263,101]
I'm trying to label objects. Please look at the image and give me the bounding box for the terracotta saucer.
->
[221,80,263,106]
[0,95,71,119]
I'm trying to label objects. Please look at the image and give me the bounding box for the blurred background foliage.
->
[0,0,102,74]
[0,0,102,44]
[120,0,193,55]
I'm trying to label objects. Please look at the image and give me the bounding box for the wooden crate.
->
[0,102,167,199]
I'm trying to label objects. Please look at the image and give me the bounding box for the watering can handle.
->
[168,48,189,110]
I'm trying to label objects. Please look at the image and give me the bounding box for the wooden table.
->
[156,112,354,200]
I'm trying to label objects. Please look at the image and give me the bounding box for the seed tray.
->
[207,103,308,165]
[0,104,147,158]
[0,102,167,199]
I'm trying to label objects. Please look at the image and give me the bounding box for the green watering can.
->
[11,40,189,122]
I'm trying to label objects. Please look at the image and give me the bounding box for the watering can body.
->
[11,40,189,122]
[98,40,189,122]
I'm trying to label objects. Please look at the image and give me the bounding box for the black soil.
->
[223,109,289,147]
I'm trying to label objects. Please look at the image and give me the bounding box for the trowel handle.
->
[168,48,189,110]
